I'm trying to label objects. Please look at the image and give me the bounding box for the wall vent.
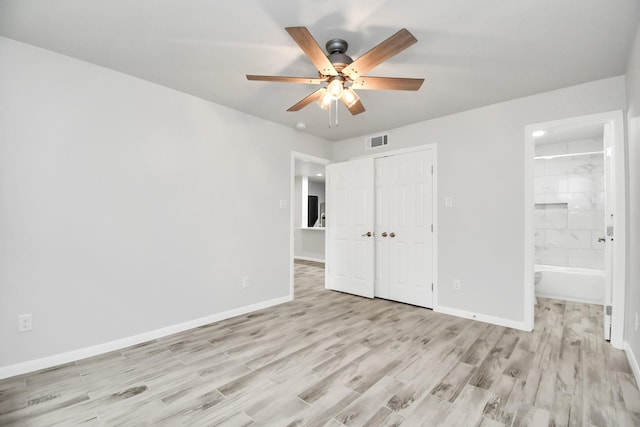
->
[365,133,389,150]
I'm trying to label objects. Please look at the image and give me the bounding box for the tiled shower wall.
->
[534,139,605,269]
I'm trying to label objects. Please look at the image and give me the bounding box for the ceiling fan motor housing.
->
[325,38,353,73]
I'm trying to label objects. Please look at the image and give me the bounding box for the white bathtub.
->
[534,264,604,305]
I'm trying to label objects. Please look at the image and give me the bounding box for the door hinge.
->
[431,166,434,175]
[431,283,434,292]
[431,224,433,232]
[606,305,612,316]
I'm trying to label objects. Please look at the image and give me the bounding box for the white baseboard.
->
[0,295,292,380]
[294,256,325,263]
[624,341,640,387]
[435,305,530,331]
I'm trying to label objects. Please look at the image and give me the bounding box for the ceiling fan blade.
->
[285,27,339,76]
[341,96,365,115]
[342,29,417,80]
[351,76,424,91]
[246,75,326,84]
[287,87,326,111]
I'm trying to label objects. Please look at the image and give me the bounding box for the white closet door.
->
[326,158,375,298]
[385,150,434,308]
[374,158,391,299]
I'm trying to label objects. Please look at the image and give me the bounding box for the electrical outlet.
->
[19,313,32,332]
[242,276,250,289]
[453,280,461,290]
[635,312,639,332]
[445,197,453,208]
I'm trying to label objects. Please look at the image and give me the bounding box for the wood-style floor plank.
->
[0,260,638,426]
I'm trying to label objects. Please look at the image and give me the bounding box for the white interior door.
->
[374,158,390,299]
[387,151,434,308]
[603,123,614,340]
[326,158,375,298]
[374,150,434,308]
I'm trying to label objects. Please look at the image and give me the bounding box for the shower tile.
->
[535,176,568,194]
[565,192,604,210]
[534,208,545,226]
[591,191,605,206]
[543,209,568,229]
[568,210,604,230]
[543,193,569,204]
[534,176,550,194]
[535,207,567,229]
[568,174,604,192]
[590,153,605,172]
[568,248,604,269]
[545,156,592,176]
[545,230,591,249]
[535,246,568,266]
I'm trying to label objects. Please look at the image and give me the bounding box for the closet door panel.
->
[388,150,434,308]
[326,158,375,298]
[374,158,390,298]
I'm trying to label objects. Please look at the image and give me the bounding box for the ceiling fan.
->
[246,27,424,116]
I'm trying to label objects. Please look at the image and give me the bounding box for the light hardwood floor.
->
[1,260,639,426]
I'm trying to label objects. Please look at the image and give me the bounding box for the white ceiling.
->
[1,0,638,142]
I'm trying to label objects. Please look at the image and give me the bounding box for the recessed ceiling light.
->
[295,121,306,130]
[532,130,546,138]
[316,173,323,177]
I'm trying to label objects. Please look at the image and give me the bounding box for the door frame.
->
[290,152,332,299]
[351,143,439,309]
[523,111,626,348]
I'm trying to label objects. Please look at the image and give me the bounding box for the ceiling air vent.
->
[365,133,389,150]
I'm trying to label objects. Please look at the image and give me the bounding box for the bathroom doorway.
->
[524,111,626,348]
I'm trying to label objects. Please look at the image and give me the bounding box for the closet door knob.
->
[389,232,396,238]
[381,232,388,237]
[361,231,372,237]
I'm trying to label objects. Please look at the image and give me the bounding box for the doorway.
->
[524,111,626,348]
[290,152,331,299]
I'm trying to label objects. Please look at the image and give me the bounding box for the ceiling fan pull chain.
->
[328,101,331,128]
[335,99,339,127]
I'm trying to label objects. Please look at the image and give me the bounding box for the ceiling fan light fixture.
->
[342,87,359,107]
[326,77,344,100]
[317,89,332,110]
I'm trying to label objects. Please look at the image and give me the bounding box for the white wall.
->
[0,37,331,370]
[624,22,640,380]
[333,77,626,326]
[294,176,303,228]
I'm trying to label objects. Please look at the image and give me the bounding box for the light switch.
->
[279,199,288,209]
[445,196,453,208]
